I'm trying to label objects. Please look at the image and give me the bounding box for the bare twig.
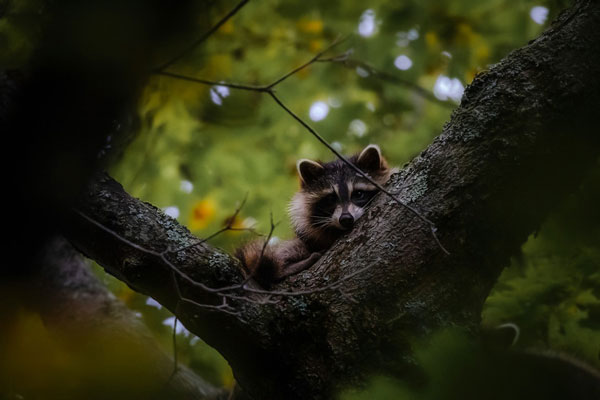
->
[267,91,450,255]
[263,35,347,89]
[201,193,256,242]
[239,211,280,291]
[74,208,385,306]
[317,56,454,108]
[256,211,278,271]
[74,209,236,297]
[162,314,180,388]
[156,43,444,109]
[171,268,244,320]
[154,38,450,254]
[155,0,250,72]
[155,71,269,91]
[242,263,374,296]
[154,36,346,91]
[170,317,179,378]
[72,39,450,324]
[173,192,259,255]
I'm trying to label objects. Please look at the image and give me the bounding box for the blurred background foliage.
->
[2,0,598,398]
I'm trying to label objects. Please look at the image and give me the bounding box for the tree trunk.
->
[64,1,600,398]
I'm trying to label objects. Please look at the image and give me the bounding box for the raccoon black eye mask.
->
[236,144,395,288]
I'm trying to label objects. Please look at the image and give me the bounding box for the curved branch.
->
[64,1,600,399]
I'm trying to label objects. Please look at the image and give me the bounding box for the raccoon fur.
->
[236,144,395,288]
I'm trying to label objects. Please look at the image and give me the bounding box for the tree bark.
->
[64,1,600,399]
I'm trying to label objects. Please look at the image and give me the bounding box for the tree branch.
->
[64,1,600,399]
[156,38,449,253]
[316,53,455,108]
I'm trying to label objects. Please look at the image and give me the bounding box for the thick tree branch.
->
[64,1,600,399]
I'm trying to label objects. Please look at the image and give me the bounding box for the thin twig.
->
[317,56,454,108]
[171,268,244,320]
[171,317,179,375]
[242,263,373,296]
[155,0,250,72]
[263,35,347,89]
[155,71,269,91]
[154,36,346,91]
[267,91,450,255]
[155,38,450,254]
[240,211,279,290]
[157,45,445,109]
[75,209,237,296]
[173,192,259,254]
[75,208,380,301]
[257,211,278,270]
[163,313,179,388]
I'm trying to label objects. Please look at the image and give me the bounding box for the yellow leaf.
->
[465,67,480,83]
[222,214,249,235]
[208,54,233,79]
[567,305,579,315]
[189,198,217,230]
[475,42,490,63]
[425,31,439,49]
[456,23,475,44]
[309,39,324,53]
[219,19,234,34]
[297,18,323,34]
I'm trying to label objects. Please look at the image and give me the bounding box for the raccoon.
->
[236,144,395,288]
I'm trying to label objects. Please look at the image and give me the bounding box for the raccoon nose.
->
[339,213,354,229]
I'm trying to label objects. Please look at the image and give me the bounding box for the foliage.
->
[483,165,600,368]
[341,325,599,400]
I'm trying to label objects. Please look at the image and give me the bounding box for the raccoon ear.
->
[357,144,383,171]
[297,159,325,185]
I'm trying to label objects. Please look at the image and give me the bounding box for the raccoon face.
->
[309,181,378,230]
[289,144,394,249]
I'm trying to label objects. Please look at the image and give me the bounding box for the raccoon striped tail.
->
[235,241,280,288]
